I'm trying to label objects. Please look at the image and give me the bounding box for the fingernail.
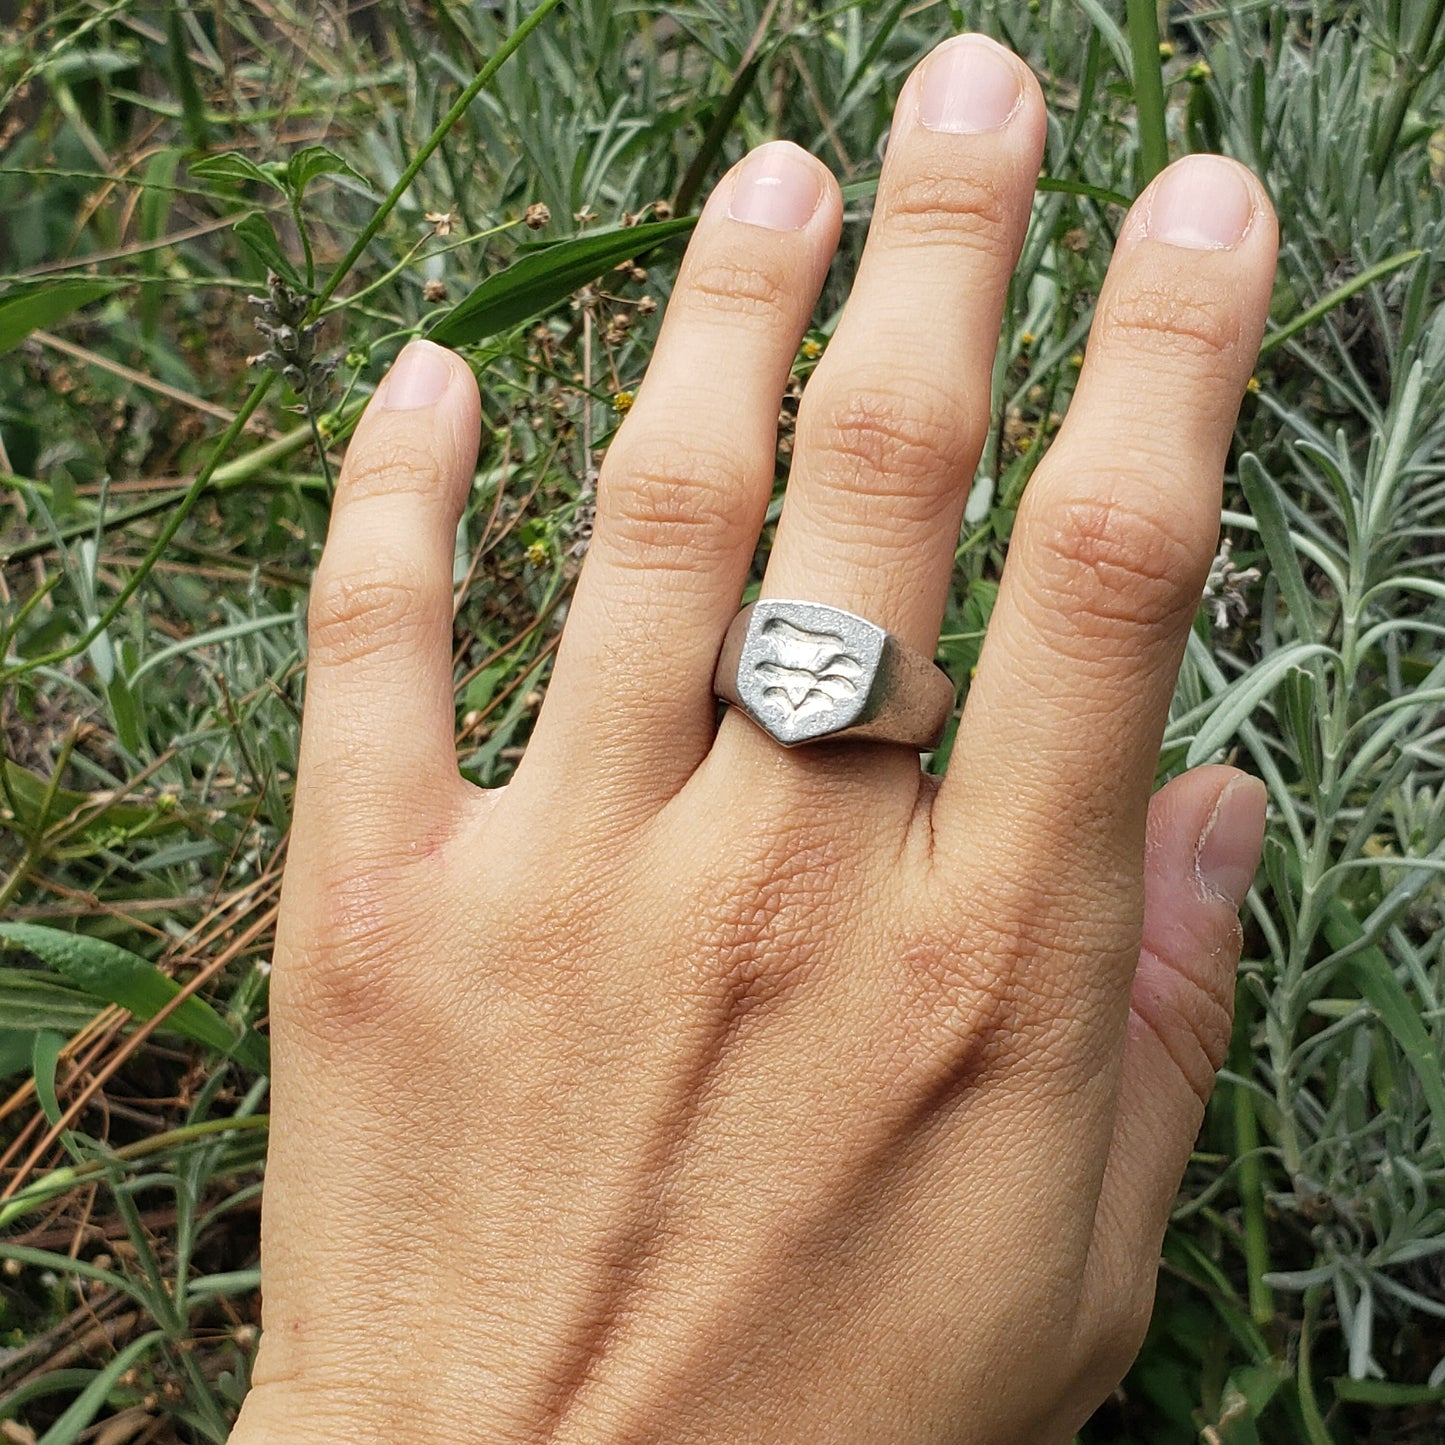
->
[1196,776,1268,909]
[376,340,452,410]
[918,35,1024,134]
[1145,154,1255,250]
[728,144,824,231]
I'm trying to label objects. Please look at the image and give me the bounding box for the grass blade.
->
[1238,452,1318,645]
[35,1330,165,1445]
[1125,0,1169,183]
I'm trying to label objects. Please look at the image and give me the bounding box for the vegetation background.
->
[0,0,1442,1440]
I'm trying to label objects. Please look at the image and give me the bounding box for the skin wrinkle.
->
[232,32,1277,1439]
[1094,278,1247,365]
[562,1004,1040,1444]
[537,829,863,1434]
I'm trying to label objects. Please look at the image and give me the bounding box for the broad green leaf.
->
[287,143,369,196]
[36,1330,164,1445]
[0,923,268,1076]
[0,971,99,1032]
[190,149,287,193]
[0,281,118,355]
[1,757,188,849]
[233,213,304,289]
[428,216,697,346]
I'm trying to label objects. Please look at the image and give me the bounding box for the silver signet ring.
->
[713,600,954,750]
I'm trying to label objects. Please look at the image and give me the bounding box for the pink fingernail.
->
[917,35,1025,134]
[377,340,452,410]
[728,143,825,231]
[1145,154,1256,250]
[1195,775,1268,908]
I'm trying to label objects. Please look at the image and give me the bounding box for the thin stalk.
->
[1,0,567,682]
[0,376,276,683]
[0,1115,271,1229]
[1230,1012,1274,1327]
[1125,0,1169,184]
[309,0,567,315]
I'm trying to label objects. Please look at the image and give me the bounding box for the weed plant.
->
[0,2,1442,1441]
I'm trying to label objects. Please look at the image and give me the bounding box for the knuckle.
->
[881,162,1014,257]
[1096,281,1243,372]
[275,864,441,1051]
[801,377,973,523]
[308,553,434,666]
[596,451,751,569]
[1021,483,1209,640]
[668,810,857,1035]
[681,250,793,321]
[1090,1270,1157,1385]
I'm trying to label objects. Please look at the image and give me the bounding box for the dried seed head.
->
[423,279,447,303]
[651,199,673,220]
[424,210,456,236]
[637,295,657,316]
[524,201,551,230]
[247,273,336,413]
[1201,537,1262,630]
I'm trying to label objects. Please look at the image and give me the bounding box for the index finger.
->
[933,154,1277,873]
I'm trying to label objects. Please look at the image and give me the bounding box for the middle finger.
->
[759,34,1045,654]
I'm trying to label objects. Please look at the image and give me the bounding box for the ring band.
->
[713,599,954,750]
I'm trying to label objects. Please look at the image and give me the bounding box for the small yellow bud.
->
[800,338,822,360]
[1020,331,1035,347]
[526,540,549,567]
[1246,375,1261,393]
[612,389,635,413]
[1158,41,1174,59]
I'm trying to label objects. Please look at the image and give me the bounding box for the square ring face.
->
[735,600,886,745]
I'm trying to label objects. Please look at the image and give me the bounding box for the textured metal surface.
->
[713,600,954,749]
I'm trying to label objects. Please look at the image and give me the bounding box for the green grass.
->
[2,1,1443,1440]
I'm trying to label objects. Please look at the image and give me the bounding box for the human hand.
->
[230,32,1276,1445]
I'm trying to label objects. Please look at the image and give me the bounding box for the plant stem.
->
[2,0,567,684]
[1367,0,1445,181]
[309,0,567,316]
[1126,0,1170,185]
